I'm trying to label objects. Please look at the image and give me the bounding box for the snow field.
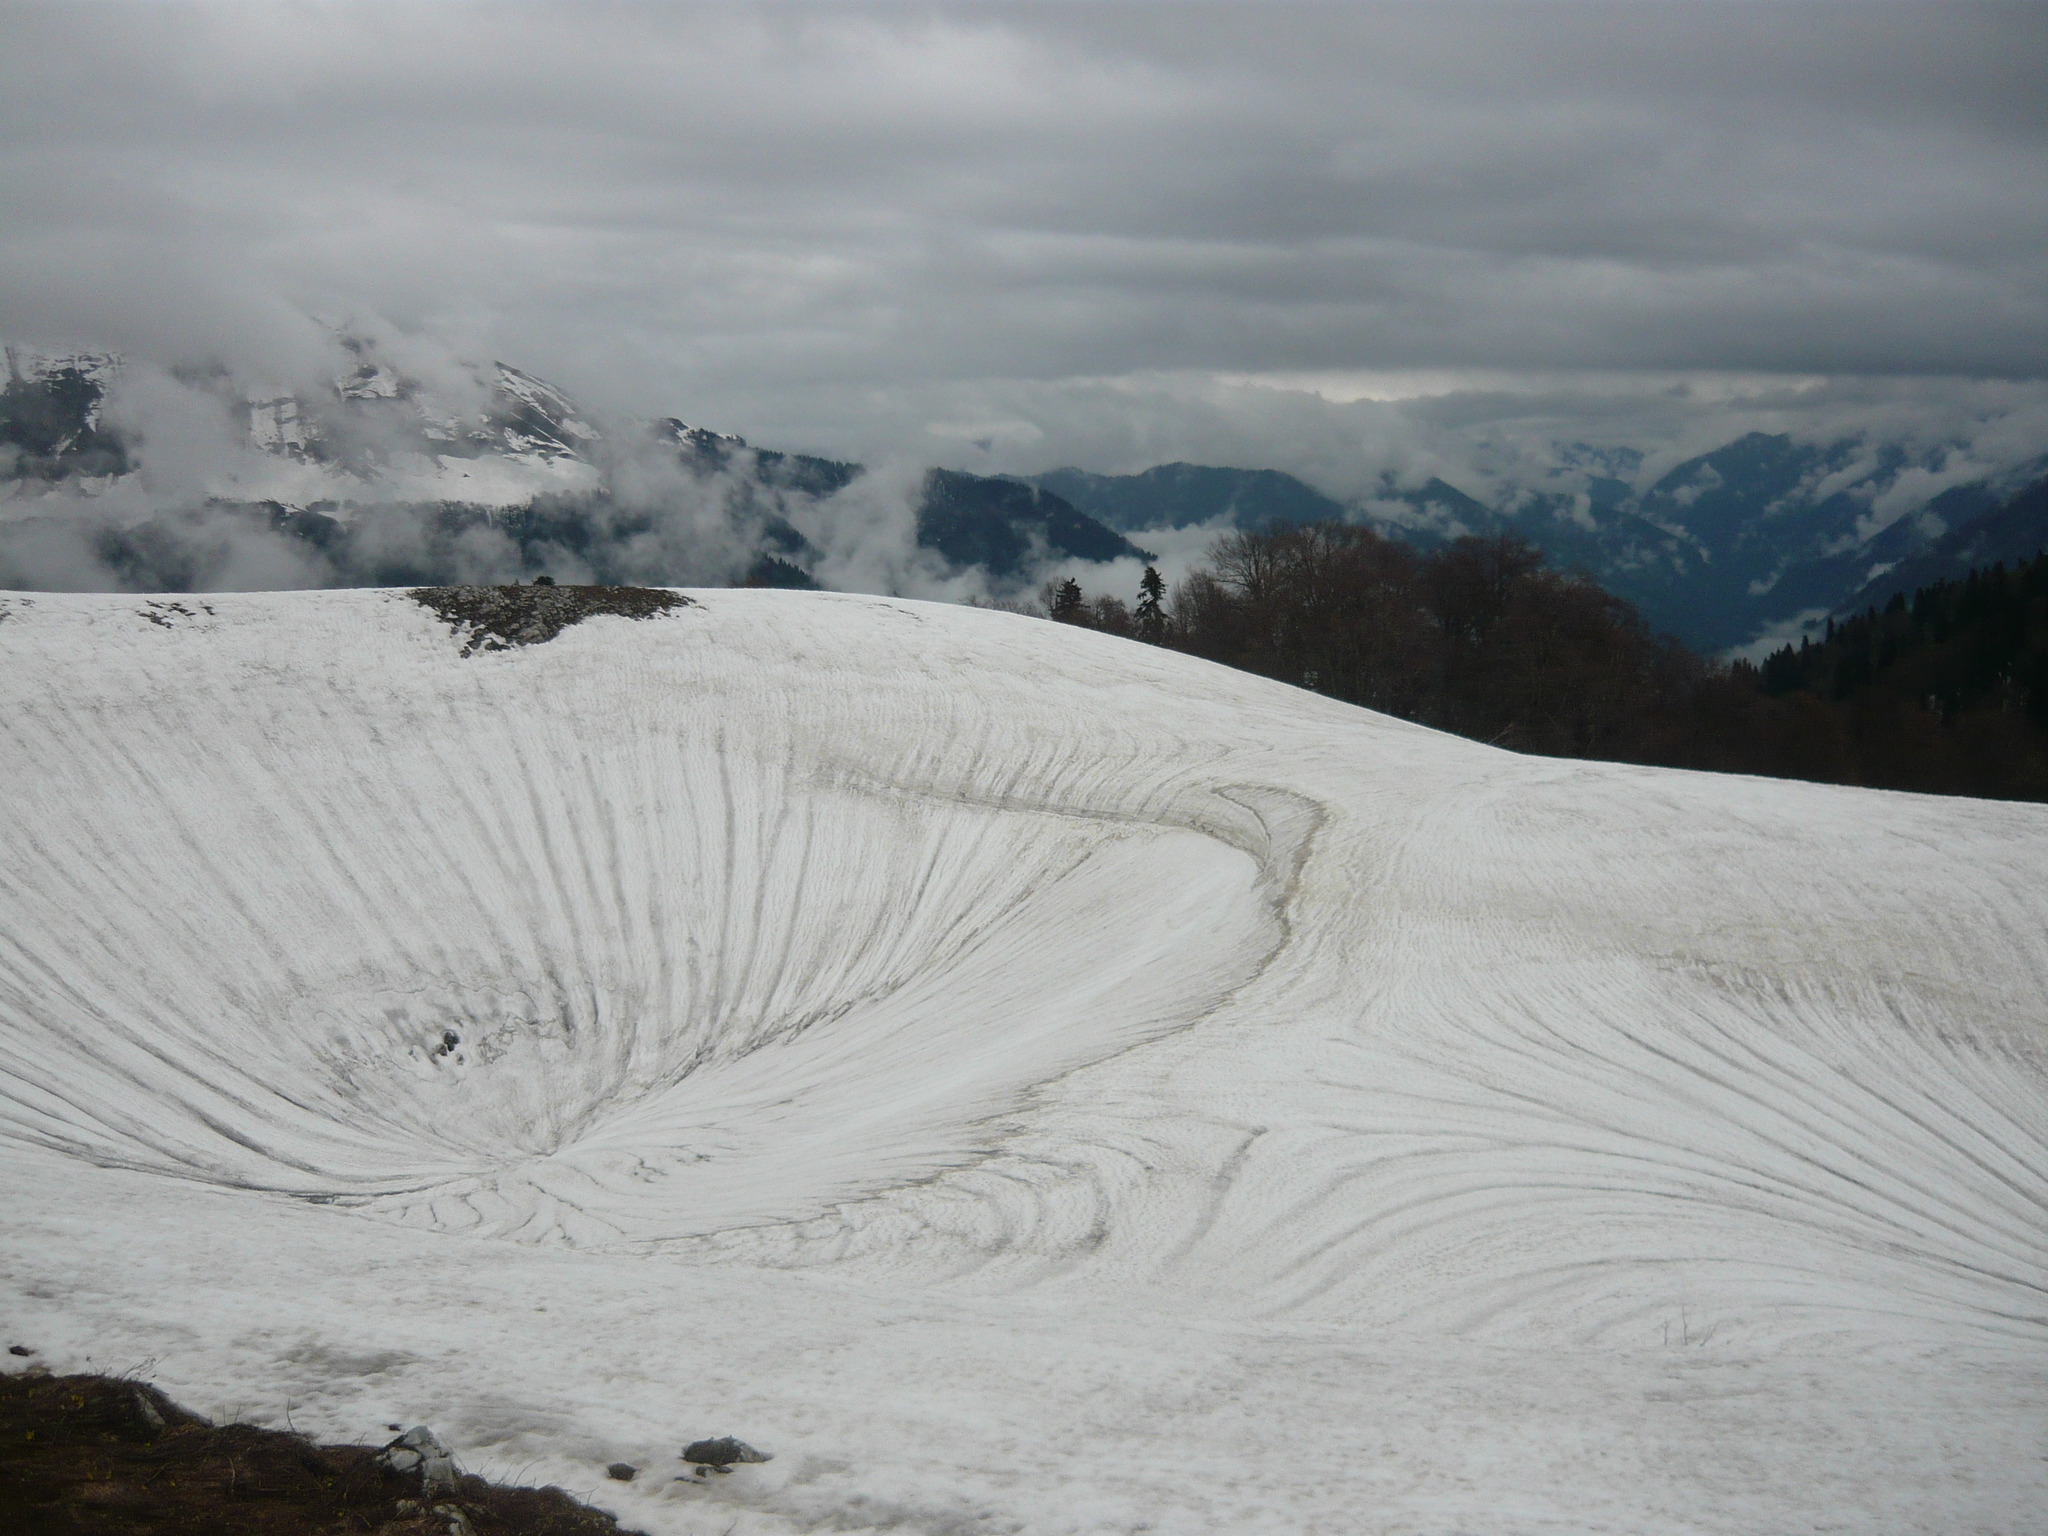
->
[0,587,2043,1534]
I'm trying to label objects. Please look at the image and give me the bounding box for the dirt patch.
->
[408,584,691,658]
[0,1371,643,1535]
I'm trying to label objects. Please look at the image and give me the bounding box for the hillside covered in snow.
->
[0,588,2043,1535]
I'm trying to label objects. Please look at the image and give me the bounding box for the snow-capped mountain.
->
[3,337,609,508]
[234,342,608,507]
[1,340,1147,592]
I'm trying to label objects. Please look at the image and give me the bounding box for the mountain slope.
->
[0,350,127,481]
[1851,473,2048,608]
[0,589,2041,1535]
[1031,462,1352,532]
[921,469,1152,575]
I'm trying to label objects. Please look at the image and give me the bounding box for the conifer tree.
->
[1050,576,1085,621]
[1136,565,1166,640]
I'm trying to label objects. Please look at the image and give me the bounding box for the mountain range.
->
[5,339,2043,648]
[1032,440,2048,651]
[0,343,1150,593]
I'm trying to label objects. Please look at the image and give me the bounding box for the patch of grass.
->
[408,584,691,658]
[0,1370,643,1535]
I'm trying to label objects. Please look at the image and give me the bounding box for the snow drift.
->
[0,587,2043,1534]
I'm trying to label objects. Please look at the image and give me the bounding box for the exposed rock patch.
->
[379,1425,460,1496]
[681,1435,771,1476]
[408,583,690,658]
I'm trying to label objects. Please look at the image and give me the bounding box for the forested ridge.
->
[1037,524,2048,802]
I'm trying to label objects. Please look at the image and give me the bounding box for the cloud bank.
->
[2,2,2045,590]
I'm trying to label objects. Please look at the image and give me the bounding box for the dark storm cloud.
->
[1,1,2044,476]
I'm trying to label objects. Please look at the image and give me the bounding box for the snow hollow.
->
[1,587,2043,1535]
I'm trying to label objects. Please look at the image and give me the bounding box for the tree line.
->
[1032,523,2048,803]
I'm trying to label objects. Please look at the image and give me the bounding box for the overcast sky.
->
[3,1,2045,484]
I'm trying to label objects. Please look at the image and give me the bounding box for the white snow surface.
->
[0,588,2043,1535]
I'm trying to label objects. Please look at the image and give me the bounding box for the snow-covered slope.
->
[0,589,2043,1534]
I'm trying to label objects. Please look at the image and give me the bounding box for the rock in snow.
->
[378,1425,460,1496]
[681,1435,771,1472]
[0,587,2043,1535]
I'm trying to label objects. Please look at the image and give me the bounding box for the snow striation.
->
[0,588,2043,1535]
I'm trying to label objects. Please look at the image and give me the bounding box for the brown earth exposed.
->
[0,1370,644,1536]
